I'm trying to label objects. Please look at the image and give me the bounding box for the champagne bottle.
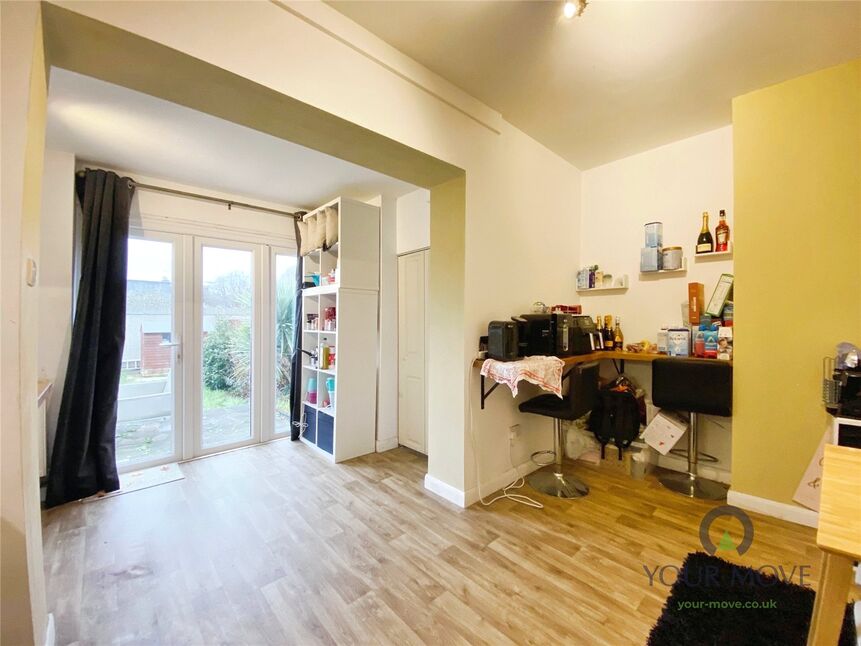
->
[715,209,730,252]
[613,317,624,350]
[696,211,714,254]
[603,315,614,351]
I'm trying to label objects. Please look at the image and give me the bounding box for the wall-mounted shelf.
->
[640,258,688,277]
[577,285,629,294]
[577,275,628,294]
[694,243,733,261]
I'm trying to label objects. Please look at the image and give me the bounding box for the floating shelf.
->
[640,258,688,277]
[577,274,629,294]
[577,285,629,294]
[694,243,733,261]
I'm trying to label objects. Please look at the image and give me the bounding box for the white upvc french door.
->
[118,229,185,473]
[191,237,263,457]
[270,246,298,440]
[119,218,296,469]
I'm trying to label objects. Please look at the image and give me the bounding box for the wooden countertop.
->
[817,444,861,559]
[474,350,731,368]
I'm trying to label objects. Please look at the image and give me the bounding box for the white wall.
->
[38,149,76,469]
[1,3,49,643]
[49,1,583,501]
[579,126,734,477]
[365,194,399,452]
[396,188,430,255]
[36,1,581,504]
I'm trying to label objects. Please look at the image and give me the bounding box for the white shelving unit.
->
[299,197,379,462]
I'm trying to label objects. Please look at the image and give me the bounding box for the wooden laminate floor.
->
[43,441,827,645]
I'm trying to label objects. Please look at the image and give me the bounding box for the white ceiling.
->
[329,0,861,169]
[46,69,417,209]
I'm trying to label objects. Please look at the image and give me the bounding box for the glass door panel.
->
[274,253,297,436]
[200,245,254,449]
[117,237,180,470]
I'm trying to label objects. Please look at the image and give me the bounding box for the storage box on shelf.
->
[299,197,379,462]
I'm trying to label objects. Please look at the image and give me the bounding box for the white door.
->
[398,250,428,454]
[117,232,184,472]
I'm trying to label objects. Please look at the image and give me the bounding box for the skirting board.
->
[424,459,541,509]
[727,489,819,528]
[424,473,466,507]
[376,436,399,453]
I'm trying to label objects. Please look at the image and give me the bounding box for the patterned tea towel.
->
[480,356,565,398]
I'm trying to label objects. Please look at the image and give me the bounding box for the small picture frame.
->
[706,273,734,317]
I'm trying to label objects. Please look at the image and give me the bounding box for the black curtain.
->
[46,170,134,507]
[290,215,304,440]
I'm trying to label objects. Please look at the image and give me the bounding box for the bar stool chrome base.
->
[528,468,589,498]
[659,471,728,500]
[527,418,589,499]
[658,411,728,501]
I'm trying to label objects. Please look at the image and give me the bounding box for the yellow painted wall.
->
[732,60,861,505]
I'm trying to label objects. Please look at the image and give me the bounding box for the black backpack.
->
[588,383,641,459]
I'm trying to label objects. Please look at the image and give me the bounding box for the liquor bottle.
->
[613,317,624,350]
[603,315,614,351]
[715,209,730,252]
[696,211,714,254]
[595,315,603,351]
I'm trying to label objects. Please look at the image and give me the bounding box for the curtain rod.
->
[76,168,299,219]
[132,181,299,219]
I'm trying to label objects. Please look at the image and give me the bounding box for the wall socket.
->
[509,424,521,440]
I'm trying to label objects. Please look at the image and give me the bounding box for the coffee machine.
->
[513,313,574,357]
[570,315,602,354]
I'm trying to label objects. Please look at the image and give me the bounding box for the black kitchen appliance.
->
[514,313,574,357]
[570,315,601,355]
[487,321,519,361]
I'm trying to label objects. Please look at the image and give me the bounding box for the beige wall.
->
[580,126,734,482]
[38,150,77,471]
[43,0,581,502]
[731,60,861,505]
[1,3,49,644]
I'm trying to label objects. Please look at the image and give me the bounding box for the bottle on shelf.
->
[613,317,624,350]
[696,211,714,254]
[715,209,730,252]
[603,315,614,351]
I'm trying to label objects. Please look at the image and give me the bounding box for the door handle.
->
[160,340,182,362]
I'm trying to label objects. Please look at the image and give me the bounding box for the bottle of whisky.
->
[715,209,730,252]
[696,211,714,254]
[613,317,624,350]
[603,315,614,351]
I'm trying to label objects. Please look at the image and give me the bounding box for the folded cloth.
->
[480,356,565,399]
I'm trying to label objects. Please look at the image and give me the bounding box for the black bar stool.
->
[518,362,600,499]
[651,358,732,500]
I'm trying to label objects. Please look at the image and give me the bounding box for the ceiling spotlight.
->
[563,0,588,19]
